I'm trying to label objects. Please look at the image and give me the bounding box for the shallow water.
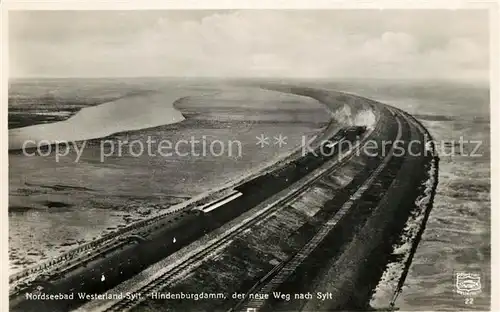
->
[319,79,490,311]
[8,78,491,311]
[395,118,490,311]
[8,79,329,273]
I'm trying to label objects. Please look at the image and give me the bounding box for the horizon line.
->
[8,75,490,83]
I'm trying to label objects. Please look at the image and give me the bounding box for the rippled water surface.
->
[9,78,490,311]
[8,78,328,273]
[316,79,490,311]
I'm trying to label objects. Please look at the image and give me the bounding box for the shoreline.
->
[8,85,346,280]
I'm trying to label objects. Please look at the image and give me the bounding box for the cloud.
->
[9,10,489,81]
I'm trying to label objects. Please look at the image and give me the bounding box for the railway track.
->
[11,89,390,312]
[101,183,312,312]
[9,92,352,296]
[11,128,377,312]
[230,108,406,312]
[79,118,382,312]
[8,191,223,293]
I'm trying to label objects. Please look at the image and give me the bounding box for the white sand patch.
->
[9,92,185,150]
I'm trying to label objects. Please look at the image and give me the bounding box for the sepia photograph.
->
[4,4,495,312]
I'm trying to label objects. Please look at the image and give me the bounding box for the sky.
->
[9,10,490,81]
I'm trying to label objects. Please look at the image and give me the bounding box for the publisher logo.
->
[455,272,482,297]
